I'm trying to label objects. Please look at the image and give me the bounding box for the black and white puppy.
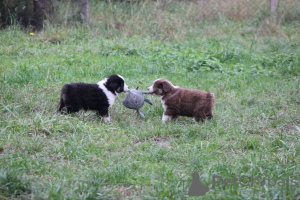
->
[58,74,129,122]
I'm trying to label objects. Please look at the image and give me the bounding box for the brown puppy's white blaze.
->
[148,79,215,123]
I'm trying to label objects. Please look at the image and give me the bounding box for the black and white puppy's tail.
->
[57,98,64,113]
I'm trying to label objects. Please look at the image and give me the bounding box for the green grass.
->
[1,1,300,199]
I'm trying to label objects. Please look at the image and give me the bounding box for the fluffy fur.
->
[58,74,129,122]
[147,79,215,122]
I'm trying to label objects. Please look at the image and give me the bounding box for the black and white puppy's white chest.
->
[58,74,129,122]
[97,79,118,108]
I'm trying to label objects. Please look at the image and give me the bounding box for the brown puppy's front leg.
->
[170,115,179,122]
[162,113,172,122]
[162,109,177,123]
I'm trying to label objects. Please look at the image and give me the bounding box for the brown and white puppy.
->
[147,79,215,122]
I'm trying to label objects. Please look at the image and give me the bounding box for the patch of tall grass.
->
[43,0,300,41]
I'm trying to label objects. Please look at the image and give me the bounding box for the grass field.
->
[1,0,300,199]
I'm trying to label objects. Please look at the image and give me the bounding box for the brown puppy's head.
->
[147,79,175,96]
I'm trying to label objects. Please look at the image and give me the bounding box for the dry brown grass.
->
[255,19,289,38]
[187,0,267,22]
[50,0,299,40]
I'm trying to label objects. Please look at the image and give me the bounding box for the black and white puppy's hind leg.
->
[97,107,111,122]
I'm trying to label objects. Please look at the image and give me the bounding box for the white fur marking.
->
[117,74,129,92]
[161,98,167,111]
[103,116,110,122]
[117,74,125,80]
[148,85,154,93]
[162,114,171,122]
[97,78,117,107]
[124,83,129,92]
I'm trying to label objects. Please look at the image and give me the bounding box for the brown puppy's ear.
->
[162,81,171,93]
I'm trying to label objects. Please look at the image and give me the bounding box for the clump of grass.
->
[0,169,32,198]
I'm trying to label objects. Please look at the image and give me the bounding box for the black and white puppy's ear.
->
[109,82,118,90]
[109,81,125,93]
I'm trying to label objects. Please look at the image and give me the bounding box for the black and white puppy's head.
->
[102,74,129,94]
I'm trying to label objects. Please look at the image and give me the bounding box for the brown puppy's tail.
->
[207,92,215,119]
